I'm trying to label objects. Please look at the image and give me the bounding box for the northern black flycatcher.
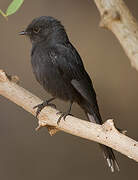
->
[20,16,119,172]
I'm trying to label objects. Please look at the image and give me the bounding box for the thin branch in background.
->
[94,0,138,71]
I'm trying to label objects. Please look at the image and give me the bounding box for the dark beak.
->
[19,30,28,35]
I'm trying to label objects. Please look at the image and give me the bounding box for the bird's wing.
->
[48,43,98,106]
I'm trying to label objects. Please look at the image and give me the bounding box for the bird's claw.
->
[33,101,56,118]
[57,111,73,125]
[33,103,44,118]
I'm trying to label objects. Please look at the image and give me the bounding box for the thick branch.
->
[0,69,138,162]
[94,0,138,71]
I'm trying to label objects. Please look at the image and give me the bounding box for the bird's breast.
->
[31,55,75,101]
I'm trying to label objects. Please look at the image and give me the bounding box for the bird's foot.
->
[56,111,73,125]
[33,98,56,118]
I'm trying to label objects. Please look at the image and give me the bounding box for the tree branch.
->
[0,69,138,162]
[94,0,138,71]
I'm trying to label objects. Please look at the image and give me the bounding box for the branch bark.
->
[0,69,138,162]
[94,0,138,71]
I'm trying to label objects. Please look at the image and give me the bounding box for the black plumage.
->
[20,16,119,172]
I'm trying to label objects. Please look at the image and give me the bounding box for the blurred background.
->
[0,0,138,179]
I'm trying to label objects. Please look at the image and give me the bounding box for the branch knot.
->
[100,10,121,28]
[0,69,19,83]
[102,119,117,133]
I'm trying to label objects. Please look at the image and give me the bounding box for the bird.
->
[19,16,119,172]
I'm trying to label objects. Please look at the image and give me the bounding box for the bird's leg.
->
[57,101,73,124]
[33,97,56,118]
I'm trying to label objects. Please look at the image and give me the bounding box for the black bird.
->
[20,16,119,172]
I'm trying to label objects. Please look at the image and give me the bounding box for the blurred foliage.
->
[0,0,24,19]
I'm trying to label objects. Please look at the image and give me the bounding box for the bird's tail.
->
[87,112,120,172]
[79,100,120,172]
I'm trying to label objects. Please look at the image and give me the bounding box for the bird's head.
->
[19,16,66,43]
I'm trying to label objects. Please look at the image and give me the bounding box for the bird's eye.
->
[33,26,41,33]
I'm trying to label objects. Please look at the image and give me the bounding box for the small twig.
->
[0,69,138,162]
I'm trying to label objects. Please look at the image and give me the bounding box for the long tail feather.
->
[87,112,120,172]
